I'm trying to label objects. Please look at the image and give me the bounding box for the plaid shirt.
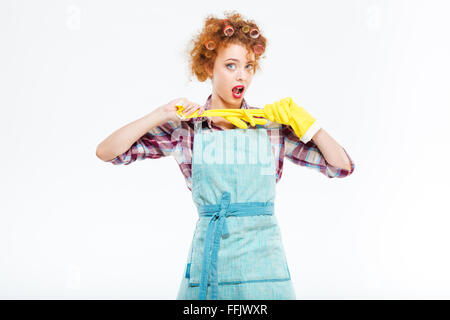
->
[108,94,355,191]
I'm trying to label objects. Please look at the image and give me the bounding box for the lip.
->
[232,85,245,98]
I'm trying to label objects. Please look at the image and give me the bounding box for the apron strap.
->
[194,119,204,134]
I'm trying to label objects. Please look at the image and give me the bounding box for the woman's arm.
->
[96,106,169,162]
[311,128,352,171]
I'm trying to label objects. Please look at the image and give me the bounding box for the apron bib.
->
[176,120,296,300]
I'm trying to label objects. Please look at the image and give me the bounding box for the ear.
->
[206,65,213,78]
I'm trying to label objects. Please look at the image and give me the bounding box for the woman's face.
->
[207,43,256,107]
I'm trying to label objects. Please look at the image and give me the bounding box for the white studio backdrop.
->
[1,0,449,299]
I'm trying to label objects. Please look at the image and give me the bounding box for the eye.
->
[226,63,236,70]
[226,63,254,71]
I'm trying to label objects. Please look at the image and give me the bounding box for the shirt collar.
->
[193,94,249,129]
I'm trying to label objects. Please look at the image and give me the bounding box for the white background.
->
[1,0,449,299]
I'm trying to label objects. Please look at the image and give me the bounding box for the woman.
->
[96,11,355,300]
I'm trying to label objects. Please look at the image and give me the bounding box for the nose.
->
[236,67,247,82]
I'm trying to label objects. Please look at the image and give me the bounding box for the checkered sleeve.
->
[283,124,355,178]
[107,120,181,165]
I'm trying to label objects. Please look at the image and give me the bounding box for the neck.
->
[209,91,242,110]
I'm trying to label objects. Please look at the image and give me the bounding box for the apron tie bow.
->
[198,191,231,299]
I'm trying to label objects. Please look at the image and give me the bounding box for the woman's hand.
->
[160,97,206,123]
[263,97,320,143]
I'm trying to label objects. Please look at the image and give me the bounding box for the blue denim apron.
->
[176,120,296,300]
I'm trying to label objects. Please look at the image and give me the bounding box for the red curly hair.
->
[185,11,268,82]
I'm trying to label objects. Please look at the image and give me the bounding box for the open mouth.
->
[232,85,244,98]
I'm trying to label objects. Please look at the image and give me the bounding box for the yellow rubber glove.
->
[176,105,268,129]
[262,97,321,143]
[175,98,319,139]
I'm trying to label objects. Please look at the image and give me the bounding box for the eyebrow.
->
[225,58,255,63]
